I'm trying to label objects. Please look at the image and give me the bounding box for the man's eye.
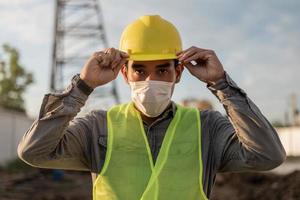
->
[135,70,144,74]
[159,69,168,74]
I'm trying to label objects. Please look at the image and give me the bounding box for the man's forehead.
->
[129,59,174,68]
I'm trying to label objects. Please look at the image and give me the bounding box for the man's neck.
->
[141,114,160,125]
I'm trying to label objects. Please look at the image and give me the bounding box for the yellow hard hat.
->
[119,15,182,61]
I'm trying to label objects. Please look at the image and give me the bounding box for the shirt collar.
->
[139,101,177,127]
[160,101,177,118]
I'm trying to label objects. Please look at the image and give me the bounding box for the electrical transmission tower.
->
[51,0,120,113]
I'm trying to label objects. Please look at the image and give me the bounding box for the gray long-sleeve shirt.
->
[17,72,286,198]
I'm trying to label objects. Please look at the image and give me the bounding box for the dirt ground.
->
[211,171,300,200]
[1,167,299,200]
[0,169,92,200]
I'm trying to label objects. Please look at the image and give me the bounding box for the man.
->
[18,15,286,199]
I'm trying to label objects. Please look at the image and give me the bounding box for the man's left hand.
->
[177,46,225,85]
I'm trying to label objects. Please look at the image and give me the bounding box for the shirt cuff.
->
[72,74,94,96]
[51,76,90,102]
[39,77,89,119]
[207,71,247,101]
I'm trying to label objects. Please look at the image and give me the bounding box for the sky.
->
[0,0,299,123]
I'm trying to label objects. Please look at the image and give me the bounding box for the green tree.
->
[0,44,33,113]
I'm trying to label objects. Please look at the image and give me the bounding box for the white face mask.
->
[129,80,174,117]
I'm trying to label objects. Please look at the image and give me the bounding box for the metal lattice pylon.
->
[51,0,120,113]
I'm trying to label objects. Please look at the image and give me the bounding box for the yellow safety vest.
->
[93,103,208,200]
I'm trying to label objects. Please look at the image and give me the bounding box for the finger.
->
[182,46,196,53]
[104,47,113,54]
[93,51,104,56]
[104,48,117,67]
[93,52,104,64]
[184,61,206,77]
[176,50,183,56]
[117,58,128,71]
[112,58,127,76]
[176,46,195,57]
[179,46,204,58]
[183,62,196,74]
[111,52,122,70]
[112,49,126,67]
[120,51,129,58]
[94,49,109,66]
[177,46,211,57]
[181,51,209,64]
[177,46,200,55]
[183,49,215,64]
[101,54,111,67]
[178,49,198,62]
[112,50,128,70]
[107,48,117,59]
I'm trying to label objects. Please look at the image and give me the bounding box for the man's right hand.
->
[80,48,129,89]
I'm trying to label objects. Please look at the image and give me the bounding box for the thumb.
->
[184,62,197,75]
[184,62,206,82]
[113,58,127,77]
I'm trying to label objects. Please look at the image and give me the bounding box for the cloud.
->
[0,0,53,46]
[106,0,300,121]
[71,0,300,121]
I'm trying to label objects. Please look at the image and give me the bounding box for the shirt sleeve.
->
[207,71,286,172]
[17,80,95,171]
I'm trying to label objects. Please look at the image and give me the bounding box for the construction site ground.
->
[0,157,299,200]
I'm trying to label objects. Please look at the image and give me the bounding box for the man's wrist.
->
[207,72,226,87]
[207,71,229,91]
[72,74,94,96]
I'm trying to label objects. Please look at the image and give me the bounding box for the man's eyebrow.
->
[156,63,171,68]
[132,64,145,68]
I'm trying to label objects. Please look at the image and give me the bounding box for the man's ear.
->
[175,64,184,83]
[121,65,129,84]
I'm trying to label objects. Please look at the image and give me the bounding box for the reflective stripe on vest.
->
[93,103,208,200]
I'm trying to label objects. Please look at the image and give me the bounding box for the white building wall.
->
[0,108,33,165]
[276,127,300,156]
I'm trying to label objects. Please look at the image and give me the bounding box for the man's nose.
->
[145,73,158,81]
